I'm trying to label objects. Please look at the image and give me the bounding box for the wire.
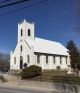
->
[0,0,29,9]
[0,0,48,16]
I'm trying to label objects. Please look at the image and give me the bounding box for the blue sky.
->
[0,0,79,54]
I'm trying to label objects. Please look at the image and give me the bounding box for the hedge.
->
[21,65,42,79]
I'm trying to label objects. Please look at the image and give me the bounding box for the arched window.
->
[46,56,48,64]
[28,29,31,36]
[37,55,40,63]
[21,29,23,36]
[27,55,30,63]
[60,56,62,64]
[66,57,67,64]
[14,57,16,64]
[21,45,22,52]
[20,56,23,69]
[53,56,55,64]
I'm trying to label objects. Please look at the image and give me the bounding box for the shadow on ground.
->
[52,83,79,93]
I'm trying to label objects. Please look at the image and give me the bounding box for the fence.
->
[53,76,80,85]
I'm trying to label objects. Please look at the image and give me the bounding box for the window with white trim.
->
[14,57,16,64]
[60,57,62,64]
[27,55,30,63]
[46,56,48,64]
[28,29,31,36]
[21,45,22,52]
[37,55,40,63]
[53,56,55,64]
[21,29,23,36]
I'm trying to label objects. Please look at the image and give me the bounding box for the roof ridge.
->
[35,37,60,44]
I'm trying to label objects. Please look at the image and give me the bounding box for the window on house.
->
[66,57,67,64]
[46,56,48,64]
[28,29,31,36]
[60,57,62,64]
[21,45,22,52]
[37,55,40,63]
[14,57,16,64]
[53,56,55,64]
[21,29,23,36]
[27,55,30,63]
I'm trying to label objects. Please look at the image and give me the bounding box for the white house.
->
[10,19,70,70]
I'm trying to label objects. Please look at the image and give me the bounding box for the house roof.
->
[26,37,69,56]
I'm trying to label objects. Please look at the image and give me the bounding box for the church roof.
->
[26,37,69,56]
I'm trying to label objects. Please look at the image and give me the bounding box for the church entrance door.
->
[20,56,23,69]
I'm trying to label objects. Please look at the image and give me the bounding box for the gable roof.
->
[26,37,69,56]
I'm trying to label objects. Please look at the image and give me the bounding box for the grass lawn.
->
[26,70,80,85]
[27,70,67,82]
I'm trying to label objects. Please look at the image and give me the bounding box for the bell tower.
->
[18,19,35,43]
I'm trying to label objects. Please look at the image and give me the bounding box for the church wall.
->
[19,41,35,68]
[55,56,60,68]
[60,57,67,69]
[10,43,20,69]
[10,40,35,70]
[36,55,42,67]
[40,55,45,69]
[10,45,69,70]
[49,56,53,69]
[52,56,56,69]
[34,53,69,70]
[10,51,14,69]
[44,55,49,69]
[67,54,71,66]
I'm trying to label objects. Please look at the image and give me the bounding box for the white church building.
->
[10,19,70,70]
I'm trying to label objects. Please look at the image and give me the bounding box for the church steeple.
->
[18,19,35,43]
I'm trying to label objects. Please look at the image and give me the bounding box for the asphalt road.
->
[0,86,62,93]
[0,84,80,93]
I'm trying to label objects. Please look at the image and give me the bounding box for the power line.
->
[0,0,29,9]
[0,0,48,16]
